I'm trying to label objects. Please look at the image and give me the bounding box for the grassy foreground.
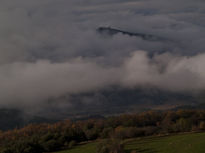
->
[55,132,205,153]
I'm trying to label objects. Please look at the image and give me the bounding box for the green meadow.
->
[55,132,205,153]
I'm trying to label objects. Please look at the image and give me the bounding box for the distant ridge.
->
[97,27,166,41]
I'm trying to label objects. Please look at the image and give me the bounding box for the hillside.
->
[55,132,205,153]
[0,87,202,130]
[1,110,205,153]
[0,109,58,131]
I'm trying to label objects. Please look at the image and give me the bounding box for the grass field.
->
[55,132,205,153]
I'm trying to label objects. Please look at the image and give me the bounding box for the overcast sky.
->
[0,0,205,108]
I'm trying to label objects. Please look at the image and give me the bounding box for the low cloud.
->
[0,59,121,107]
[1,51,205,108]
[122,51,205,91]
[0,0,204,108]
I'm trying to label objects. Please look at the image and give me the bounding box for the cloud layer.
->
[0,0,205,108]
[1,51,205,108]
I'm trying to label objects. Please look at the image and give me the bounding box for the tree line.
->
[1,110,205,153]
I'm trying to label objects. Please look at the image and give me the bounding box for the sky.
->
[0,0,205,109]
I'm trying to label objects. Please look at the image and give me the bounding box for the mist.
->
[0,0,205,109]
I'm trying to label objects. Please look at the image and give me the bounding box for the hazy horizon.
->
[0,0,205,113]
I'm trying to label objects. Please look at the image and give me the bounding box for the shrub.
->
[97,139,124,153]
[68,140,77,148]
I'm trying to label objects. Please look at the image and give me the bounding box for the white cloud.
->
[0,0,204,108]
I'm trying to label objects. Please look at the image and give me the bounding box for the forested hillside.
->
[1,110,205,153]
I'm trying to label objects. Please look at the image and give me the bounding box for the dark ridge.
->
[97,26,166,41]
[0,109,58,131]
